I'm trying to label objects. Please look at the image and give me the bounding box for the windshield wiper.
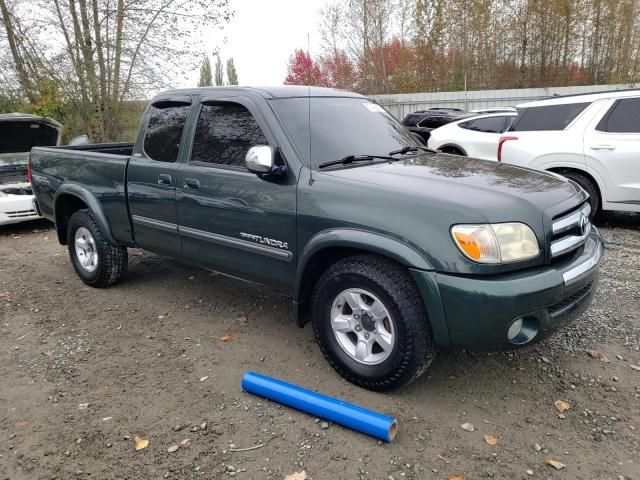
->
[318,154,394,169]
[388,145,438,156]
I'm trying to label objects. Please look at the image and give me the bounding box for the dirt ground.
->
[1,214,639,480]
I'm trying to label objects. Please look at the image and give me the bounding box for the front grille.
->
[548,281,593,315]
[6,209,37,218]
[550,202,591,259]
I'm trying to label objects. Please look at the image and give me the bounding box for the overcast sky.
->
[184,0,330,87]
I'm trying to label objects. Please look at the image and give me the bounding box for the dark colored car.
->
[30,86,602,391]
[401,107,476,143]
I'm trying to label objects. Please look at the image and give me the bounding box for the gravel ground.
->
[0,213,638,480]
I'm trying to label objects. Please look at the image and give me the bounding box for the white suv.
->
[499,90,640,215]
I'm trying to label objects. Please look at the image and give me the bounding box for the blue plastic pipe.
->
[241,371,398,442]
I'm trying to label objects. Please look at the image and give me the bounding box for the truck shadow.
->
[595,210,639,229]
[0,218,53,236]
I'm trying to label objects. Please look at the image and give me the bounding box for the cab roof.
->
[155,85,365,100]
[518,88,640,108]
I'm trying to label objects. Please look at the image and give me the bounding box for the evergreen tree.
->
[226,58,238,85]
[214,55,224,86]
[197,56,212,87]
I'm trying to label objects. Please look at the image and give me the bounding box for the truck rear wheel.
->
[311,254,435,391]
[67,209,128,287]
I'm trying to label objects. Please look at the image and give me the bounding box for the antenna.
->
[307,32,313,185]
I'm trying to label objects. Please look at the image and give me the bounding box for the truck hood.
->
[320,153,580,222]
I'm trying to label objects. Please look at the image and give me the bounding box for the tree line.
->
[0,0,231,141]
[198,53,238,87]
[285,0,640,95]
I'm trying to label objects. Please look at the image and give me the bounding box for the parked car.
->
[401,107,475,143]
[30,86,602,391]
[0,113,62,226]
[499,89,640,216]
[427,112,517,160]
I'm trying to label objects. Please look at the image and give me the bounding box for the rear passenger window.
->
[510,103,589,131]
[596,98,640,133]
[191,103,268,168]
[143,103,190,162]
[459,116,507,133]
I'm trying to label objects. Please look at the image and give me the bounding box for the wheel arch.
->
[438,143,467,156]
[293,229,434,327]
[546,166,604,206]
[54,185,116,246]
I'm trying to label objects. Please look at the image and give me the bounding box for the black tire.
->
[561,171,600,217]
[67,209,128,287]
[311,254,435,391]
[441,146,465,156]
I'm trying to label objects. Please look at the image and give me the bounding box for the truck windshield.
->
[270,97,418,168]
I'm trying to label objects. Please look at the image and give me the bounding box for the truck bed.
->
[45,142,134,156]
[29,142,134,245]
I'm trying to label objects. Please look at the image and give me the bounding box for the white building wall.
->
[370,84,640,119]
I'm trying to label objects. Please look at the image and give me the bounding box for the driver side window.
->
[191,102,268,168]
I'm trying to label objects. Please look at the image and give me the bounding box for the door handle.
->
[183,178,200,190]
[590,144,616,150]
[157,174,172,185]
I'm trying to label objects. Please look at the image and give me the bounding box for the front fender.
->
[294,228,434,304]
[54,184,117,245]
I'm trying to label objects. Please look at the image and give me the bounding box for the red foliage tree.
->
[284,49,326,86]
[319,50,357,90]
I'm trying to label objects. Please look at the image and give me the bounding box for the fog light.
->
[507,318,524,341]
[507,317,539,345]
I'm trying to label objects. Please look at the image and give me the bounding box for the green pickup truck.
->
[30,86,603,390]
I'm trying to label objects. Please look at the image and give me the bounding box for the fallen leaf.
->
[546,459,566,470]
[284,471,307,480]
[448,476,465,480]
[630,364,640,372]
[180,438,192,448]
[554,400,571,413]
[219,335,233,342]
[134,435,149,451]
[484,435,498,445]
[587,350,610,362]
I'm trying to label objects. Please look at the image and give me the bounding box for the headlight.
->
[451,222,539,263]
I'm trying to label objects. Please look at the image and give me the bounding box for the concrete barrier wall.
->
[370,83,640,119]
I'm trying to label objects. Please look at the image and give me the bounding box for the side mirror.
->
[245,145,287,178]
[68,134,91,146]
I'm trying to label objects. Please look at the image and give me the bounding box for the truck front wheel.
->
[311,254,435,391]
[67,209,128,287]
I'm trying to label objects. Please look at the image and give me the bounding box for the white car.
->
[427,112,516,160]
[1,113,62,226]
[498,89,640,215]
